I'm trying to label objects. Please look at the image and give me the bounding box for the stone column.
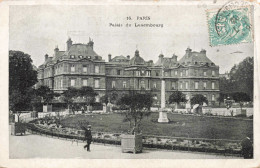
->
[158,73,169,123]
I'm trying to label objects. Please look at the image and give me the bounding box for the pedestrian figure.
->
[241,137,253,159]
[83,125,92,151]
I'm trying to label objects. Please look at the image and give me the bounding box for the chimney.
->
[127,55,130,59]
[159,54,164,62]
[66,37,73,51]
[172,54,178,62]
[88,37,94,49]
[54,46,59,57]
[45,54,48,61]
[185,47,192,56]
[200,49,206,55]
[108,54,112,62]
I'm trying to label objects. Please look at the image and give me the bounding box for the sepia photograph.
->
[1,0,259,167]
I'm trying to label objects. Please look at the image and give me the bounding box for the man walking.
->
[83,125,92,151]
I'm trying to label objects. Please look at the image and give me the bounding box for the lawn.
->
[60,113,253,140]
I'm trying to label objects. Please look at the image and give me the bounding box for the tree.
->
[78,86,98,113]
[62,86,97,114]
[216,92,227,107]
[100,91,119,105]
[62,87,79,114]
[230,57,253,100]
[190,94,208,106]
[190,94,208,114]
[35,85,60,105]
[9,51,38,122]
[168,91,187,109]
[117,93,153,134]
[232,92,251,111]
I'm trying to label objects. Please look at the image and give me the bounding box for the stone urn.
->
[121,133,142,154]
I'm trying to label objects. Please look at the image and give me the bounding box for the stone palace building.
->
[37,38,220,106]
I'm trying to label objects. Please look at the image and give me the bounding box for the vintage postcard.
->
[0,0,259,168]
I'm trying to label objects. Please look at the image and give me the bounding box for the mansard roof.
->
[178,48,214,66]
[155,54,178,68]
[65,43,99,58]
[111,55,129,63]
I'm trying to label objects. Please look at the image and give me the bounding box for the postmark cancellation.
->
[207,5,253,46]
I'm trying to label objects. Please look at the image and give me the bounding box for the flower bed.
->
[25,119,242,156]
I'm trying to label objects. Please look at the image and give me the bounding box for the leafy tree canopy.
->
[168,91,187,105]
[117,93,153,134]
[190,94,208,106]
[9,51,38,93]
[220,57,253,100]
[61,86,98,113]
[9,51,38,115]
[35,85,60,105]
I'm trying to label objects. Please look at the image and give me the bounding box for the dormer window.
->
[70,55,75,59]
[211,63,215,66]
[78,55,83,59]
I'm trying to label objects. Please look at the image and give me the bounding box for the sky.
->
[9,5,254,73]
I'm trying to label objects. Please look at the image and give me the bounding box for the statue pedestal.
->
[158,109,169,123]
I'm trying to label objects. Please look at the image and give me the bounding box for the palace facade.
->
[37,38,220,106]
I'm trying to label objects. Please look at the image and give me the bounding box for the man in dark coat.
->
[241,137,253,159]
[83,125,92,151]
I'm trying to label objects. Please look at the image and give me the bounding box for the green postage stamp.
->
[207,5,253,46]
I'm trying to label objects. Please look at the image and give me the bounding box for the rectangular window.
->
[153,82,157,88]
[123,81,126,88]
[71,65,75,72]
[83,65,87,73]
[112,81,116,88]
[95,66,99,73]
[70,79,75,87]
[180,71,183,77]
[60,79,63,88]
[212,82,215,89]
[180,82,183,89]
[186,70,188,76]
[212,94,215,101]
[140,81,145,89]
[204,71,207,76]
[185,82,188,89]
[95,79,100,88]
[165,72,168,77]
[175,70,178,76]
[146,71,151,76]
[203,82,207,89]
[171,82,175,90]
[171,70,174,77]
[194,70,197,76]
[117,70,121,75]
[212,70,215,76]
[195,82,199,89]
[83,79,88,86]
